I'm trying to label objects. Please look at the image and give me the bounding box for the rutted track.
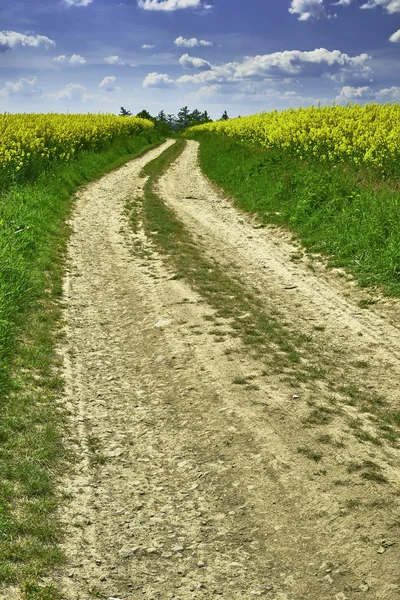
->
[55,139,399,600]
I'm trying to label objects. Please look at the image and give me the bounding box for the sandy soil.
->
[54,140,399,600]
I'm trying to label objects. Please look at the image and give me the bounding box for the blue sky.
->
[0,0,399,118]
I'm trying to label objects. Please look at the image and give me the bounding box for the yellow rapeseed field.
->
[0,113,154,186]
[186,103,400,174]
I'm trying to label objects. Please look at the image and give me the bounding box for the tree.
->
[155,110,174,136]
[136,109,155,122]
[190,109,202,125]
[119,107,132,117]
[201,110,212,123]
[220,110,229,121]
[177,106,191,131]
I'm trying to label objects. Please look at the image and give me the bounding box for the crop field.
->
[186,103,400,295]
[186,103,400,175]
[0,113,154,189]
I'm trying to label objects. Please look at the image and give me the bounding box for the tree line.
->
[119,106,229,134]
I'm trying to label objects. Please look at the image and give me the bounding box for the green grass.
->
[297,446,322,462]
[191,133,400,296]
[0,130,163,598]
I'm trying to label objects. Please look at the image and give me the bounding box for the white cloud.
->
[53,83,88,101]
[142,44,155,49]
[54,53,86,64]
[335,85,400,104]
[138,0,203,10]
[335,85,374,103]
[389,29,400,42]
[176,48,372,86]
[0,76,44,99]
[70,53,86,64]
[360,0,400,12]
[174,36,212,47]
[104,55,125,65]
[99,76,120,92]
[179,53,212,70]
[288,0,327,20]
[376,86,400,100]
[0,30,55,50]
[63,0,93,6]
[332,0,352,4]
[142,72,176,88]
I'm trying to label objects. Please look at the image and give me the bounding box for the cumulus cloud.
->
[288,0,327,20]
[0,30,55,51]
[137,0,205,10]
[176,48,372,86]
[335,85,374,103]
[174,36,212,47]
[179,53,212,70]
[0,76,44,99]
[142,44,155,49]
[376,86,400,100]
[70,54,86,64]
[104,55,125,65]
[99,76,120,92]
[360,0,400,12]
[142,72,176,88]
[54,54,86,64]
[53,83,88,101]
[389,29,400,42]
[335,85,400,104]
[63,0,93,6]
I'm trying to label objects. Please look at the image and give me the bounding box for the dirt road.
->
[56,140,399,599]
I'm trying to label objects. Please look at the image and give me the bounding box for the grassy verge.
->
[0,131,163,599]
[189,132,400,296]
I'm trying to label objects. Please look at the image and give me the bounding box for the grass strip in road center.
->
[139,138,308,372]
[0,131,164,600]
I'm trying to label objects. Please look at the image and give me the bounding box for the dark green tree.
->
[155,110,174,135]
[201,110,212,123]
[177,106,191,131]
[220,110,229,121]
[119,106,132,117]
[136,109,155,122]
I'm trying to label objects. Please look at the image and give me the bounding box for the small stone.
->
[119,545,140,558]
[100,576,107,582]
[359,583,369,592]
[146,547,158,554]
[377,546,386,554]
[197,561,205,568]
[292,394,300,399]
[324,574,334,584]
[156,355,165,362]
[335,594,348,600]
[154,319,170,328]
